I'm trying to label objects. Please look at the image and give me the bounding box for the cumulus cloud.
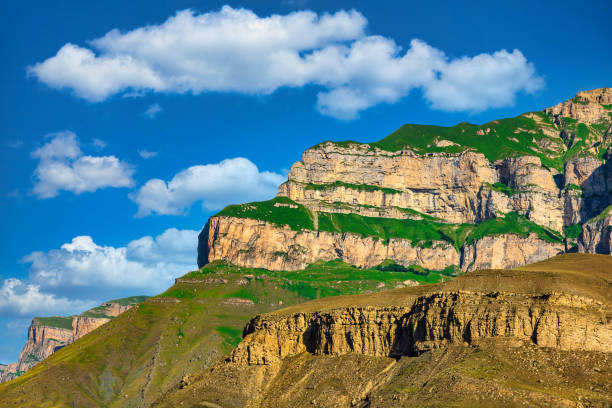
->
[0,228,198,319]
[138,149,158,159]
[31,131,135,198]
[0,278,94,318]
[28,6,543,119]
[130,157,284,216]
[92,138,107,149]
[22,229,198,298]
[144,103,163,118]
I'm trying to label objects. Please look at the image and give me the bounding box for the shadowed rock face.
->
[579,212,612,254]
[199,89,612,272]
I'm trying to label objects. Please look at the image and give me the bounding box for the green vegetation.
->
[303,181,402,195]
[462,212,563,246]
[216,196,314,231]
[563,224,582,239]
[571,96,589,105]
[565,183,582,191]
[215,326,243,347]
[105,295,149,306]
[485,181,517,197]
[33,316,73,331]
[22,354,40,365]
[313,106,611,171]
[602,104,612,110]
[375,260,460,277]
[216,197,563,250]
[366,115,568,170]
[3,257,432,407]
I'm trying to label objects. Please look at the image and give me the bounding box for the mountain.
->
[0,296,148,383]
[199,88,612,272]
[154,254,612,407]
[1,88,610,407]
[0,261,427,406]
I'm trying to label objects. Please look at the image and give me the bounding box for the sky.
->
[0,0,610,363]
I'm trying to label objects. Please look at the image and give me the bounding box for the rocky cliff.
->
[579,205,612,254]
[199,88,612,273]
[155,254,612,408]
[0,296,147,383]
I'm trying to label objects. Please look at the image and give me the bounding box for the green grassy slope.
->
[318,109,610,171]
[0,260,447,407]
[32,316,73,331]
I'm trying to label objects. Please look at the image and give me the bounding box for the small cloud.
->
[144,103,163,119]
[7,189,20,198]
[122,90,145,98]
[5,139,23,149]
[130,157,284,216]
[31,131,134,199]
[92,138,107,149]
[138,150,158,159]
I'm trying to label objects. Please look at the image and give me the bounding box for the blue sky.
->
[0,0,610,363]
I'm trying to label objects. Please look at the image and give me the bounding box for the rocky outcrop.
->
[203,216,459,271]
[579,209,612,254]
[229,255,612,367]
[546,88,612,124]
[153,254,612,408]
[0,298,145,383]
[231,292,610,367]
[461,233,564,271]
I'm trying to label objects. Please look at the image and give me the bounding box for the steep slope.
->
[0,296,147,383]
[154,254,612,408]
[199,88,612,273]
[0,260,433,407]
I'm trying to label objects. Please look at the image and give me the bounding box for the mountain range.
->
[0,88,610,407]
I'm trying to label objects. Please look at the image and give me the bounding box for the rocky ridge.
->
[0,296,147,383]
[154,254,612,407]
[199,88,612,273]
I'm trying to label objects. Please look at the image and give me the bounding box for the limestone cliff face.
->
[231,290,611,367]
[0,299,142,383]
[198,89,612,273]
[546,88,612,124]
[202,216,565,271]
[461,233,564,271]
[203,216,459,271]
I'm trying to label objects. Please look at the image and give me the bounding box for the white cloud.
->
[0,228,198,318]
[144,103,163,118]
[92,138,107,149]
[130,157,284,216]
[138,149,158,159]
[28,6,543,119]
[0,278,94,318]
[20,229,198,300]
[31,131,135,198]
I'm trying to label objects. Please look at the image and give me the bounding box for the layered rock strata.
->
[153,254,612,408]
[199,89,612,272]
[202,216,563,271]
